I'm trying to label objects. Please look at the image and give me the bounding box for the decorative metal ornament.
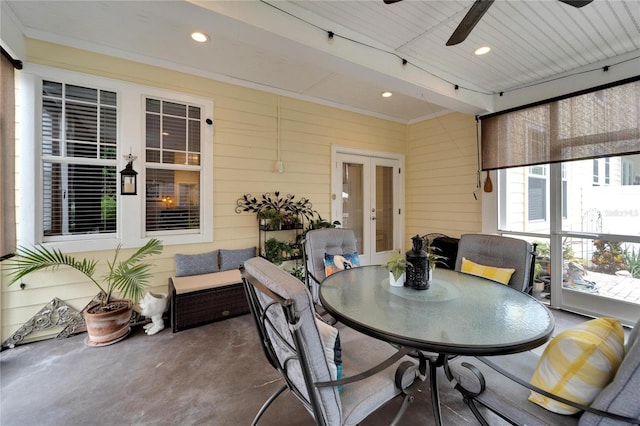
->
[2,298,81,349]
[406,235,429,290]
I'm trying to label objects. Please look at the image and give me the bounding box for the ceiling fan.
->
[383,0,594,46]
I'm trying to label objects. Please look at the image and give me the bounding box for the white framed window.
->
[19,65,213,252]
[144,98,201,234]
[41,80,118,240]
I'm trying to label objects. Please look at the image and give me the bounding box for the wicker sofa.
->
[169,247,255,332]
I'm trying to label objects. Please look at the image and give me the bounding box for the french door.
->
[331,148,404,266]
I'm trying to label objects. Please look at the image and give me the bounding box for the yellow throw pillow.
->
[460,257,515,285]
[528,317,625,415]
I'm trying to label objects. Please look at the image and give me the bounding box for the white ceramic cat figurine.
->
[140,292,168,336]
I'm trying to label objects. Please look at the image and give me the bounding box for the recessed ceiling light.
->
[475,46,491,56]
[382,91,393,98]
[191,32,209,43]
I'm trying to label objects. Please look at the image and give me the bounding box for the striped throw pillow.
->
[529,317,625,415]
[460,257,515,285]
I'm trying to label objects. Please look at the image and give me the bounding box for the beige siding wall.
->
[1,40,412,342]
[405,113,482,240]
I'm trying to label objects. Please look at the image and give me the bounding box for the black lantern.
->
[120,155,138,195]
[406,234,429,290]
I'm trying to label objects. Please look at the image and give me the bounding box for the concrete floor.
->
[0,309,590,425]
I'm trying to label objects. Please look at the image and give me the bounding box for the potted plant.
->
[257,208,284,230]
[5,239,163,346]
[383,253,411,287]
[265,238,287,265]
[426,245,448,273]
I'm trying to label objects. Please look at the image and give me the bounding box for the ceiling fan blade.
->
[557,0,594,7]
[446,0,495,46]
[383,0,403,4]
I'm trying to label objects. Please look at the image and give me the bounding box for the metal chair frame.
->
[444,355,640,425]
[241,264,424,426]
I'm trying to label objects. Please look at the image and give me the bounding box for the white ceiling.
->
[3,0,640,122]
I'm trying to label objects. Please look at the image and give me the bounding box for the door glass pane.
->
[376,165,393,252]
[342,162,364,255]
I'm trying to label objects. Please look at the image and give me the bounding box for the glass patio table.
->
[319,265,555,425]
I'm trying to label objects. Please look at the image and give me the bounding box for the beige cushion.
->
[528,317,625,415]
[171,269,242,294]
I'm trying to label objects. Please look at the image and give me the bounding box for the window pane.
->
[100,90,116,106]
[100,106,117,146]
[563,155,640,235]
[66,102,97,144]
[188,105,200,119]
[146,149,160,163]
[528,177,546,221]
[163,101,186,117]
[42,98,62,156]
[43,80,62,97]
[66,84,97,103]
[145,168,200,231]
[188,119,201,154]
[43,162,117,235]
[163,116,186,151]
[146,114,160,149]
[146,98,160,113]
[500,166,550,233]
[560,236,640,302]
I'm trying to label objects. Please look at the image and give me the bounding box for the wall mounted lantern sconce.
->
[120,154,138,195]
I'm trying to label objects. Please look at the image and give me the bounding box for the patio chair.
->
[241,256,425,426]
[422,233,459,270]
[303,228,358,305]
[444,317,640,425]
[455,233,536,293]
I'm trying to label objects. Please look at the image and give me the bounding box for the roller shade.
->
[480,77,640,171]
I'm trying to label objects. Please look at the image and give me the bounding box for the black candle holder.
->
[406,234,429,290]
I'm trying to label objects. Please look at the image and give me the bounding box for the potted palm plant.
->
[5,239,163,346]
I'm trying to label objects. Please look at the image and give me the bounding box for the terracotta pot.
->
[83,299,133,345]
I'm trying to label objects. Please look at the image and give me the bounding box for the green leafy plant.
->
[592,240,627,274]
[265,238,290,265]
[383,253,412,281]
[623,246,640,278]
[6,239,163,305]
[236,191,340,233]
[288,264,305,282]
[425,245,448,270]
[257,208,284,230]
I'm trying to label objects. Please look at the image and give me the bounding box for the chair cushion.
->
[219,247,255,271]
[316,318,343,390]
[460,257,515,285]
[529,318,625,415]
[455,233,532,291]
[175,250,219,277]
[579,318,640,425]
[324,252,360,277]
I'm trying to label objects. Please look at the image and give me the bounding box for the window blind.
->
[480,77,640,171]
